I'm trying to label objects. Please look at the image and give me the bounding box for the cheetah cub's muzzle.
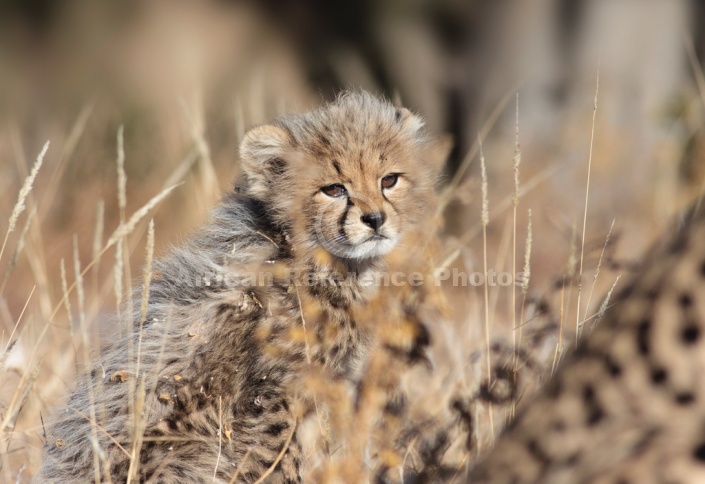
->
[314,172,402,260]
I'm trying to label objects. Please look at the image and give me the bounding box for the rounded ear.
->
[239,124,291,198]
[395,107,425,138]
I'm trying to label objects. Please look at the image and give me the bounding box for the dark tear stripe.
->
[338,202,351,240]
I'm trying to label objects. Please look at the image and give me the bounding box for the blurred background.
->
[1,0,705,479]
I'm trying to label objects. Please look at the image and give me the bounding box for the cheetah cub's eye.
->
[381,174,399,190]
[321,184,347,198]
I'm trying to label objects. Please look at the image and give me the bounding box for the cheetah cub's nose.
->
[361,211,386,230]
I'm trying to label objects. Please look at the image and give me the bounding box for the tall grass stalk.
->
[0,285,35,374]
[514,208,531,417]
[582,219,614,326]
[0,142,49,264]
[575,66,600,344]
[0,207,36,298]
[91,201,105,285]
[479,135,494,441]
[511,93,521,412]
[135,219,155,381]
[59,260,77,371]
[596,275,622,326]
[73,236,102,483]
[115,126,128,325]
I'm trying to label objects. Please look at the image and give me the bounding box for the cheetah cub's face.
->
[240,92,440,262]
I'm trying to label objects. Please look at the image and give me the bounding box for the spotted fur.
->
[469,204,705,483]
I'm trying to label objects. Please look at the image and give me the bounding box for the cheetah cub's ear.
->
[239,124,292,199]
[396,107,451,176]
[395,107,425,139]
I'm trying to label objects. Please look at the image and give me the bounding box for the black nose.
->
[360,212,386,230]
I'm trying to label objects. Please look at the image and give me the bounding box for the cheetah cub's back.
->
[38,91,446,483]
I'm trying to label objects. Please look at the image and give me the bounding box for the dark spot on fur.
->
[265,421,290,437]
[572,344,588,359]
[680,292,693,308]
[670,235,687,254]
[268,157,287,177]
[526,439,552,465]
[637,319,651,355]
[693,442,705,462]
[676,392,696,405]
[332,159,342,175]
[545,378,563,400]
[317,133,331,147]
[243,471,259,482]
[166,419,178,431]
[587,406,605,426]
[605,355,622,377]
[195,393,209,410]
[552,420,566,432]
[565,452,580,466]
[682,325,701,344]
[111,460,130,478]
[620,283,636,299]
[259,459,276,469]
[582,384,605,426]
[384,393,407,416]
[265,388,282,401]
[395,109,402,122]
[650,367,668,384]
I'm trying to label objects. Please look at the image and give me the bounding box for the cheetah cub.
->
[39,92,444,482]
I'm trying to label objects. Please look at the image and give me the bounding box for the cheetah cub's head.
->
[239,91,441,261]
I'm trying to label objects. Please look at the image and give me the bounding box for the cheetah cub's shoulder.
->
[39,92,444,483]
